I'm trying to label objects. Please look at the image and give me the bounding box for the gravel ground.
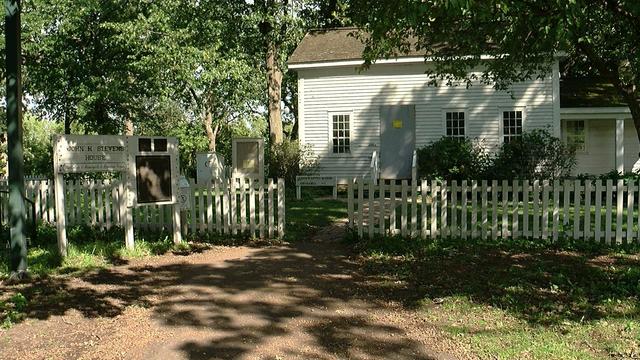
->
[0,223,464,360]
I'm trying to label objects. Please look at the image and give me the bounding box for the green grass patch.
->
[351,234,640,359]
[285,189,347,241]
[1,224,183,278]
[0,293,28,329]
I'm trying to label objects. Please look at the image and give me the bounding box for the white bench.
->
[296,176,337,199]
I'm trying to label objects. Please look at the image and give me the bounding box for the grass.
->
[1,224,182,278]
[350,234,640,359]
[285,187,348,241]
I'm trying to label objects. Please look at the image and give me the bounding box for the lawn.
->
[0,224,180,279]
[352,235,640,359]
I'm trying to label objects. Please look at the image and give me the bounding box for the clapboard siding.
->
[298,63,557,183]
[569,118,640,175]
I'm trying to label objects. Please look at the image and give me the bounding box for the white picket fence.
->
[0,177,285,238]
[348,178,640,245]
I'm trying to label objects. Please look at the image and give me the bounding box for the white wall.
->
[568,118,640,175]
[297,62,557,182]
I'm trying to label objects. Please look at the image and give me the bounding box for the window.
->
[445,111,466,139]
[331,114,350,154]
[502,110,523,143]
[566,120,586,152]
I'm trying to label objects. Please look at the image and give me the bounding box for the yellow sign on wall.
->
[392,119,403,128]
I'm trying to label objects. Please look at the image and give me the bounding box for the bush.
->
[416,137,489,180]
[490,129,576,180]
[267,139,318,186]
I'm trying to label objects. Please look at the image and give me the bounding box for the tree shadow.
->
[360,238,640,326]
[0,231,442,359]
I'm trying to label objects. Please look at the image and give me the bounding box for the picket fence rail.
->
[348,178,640,245]
[0,177,285,238]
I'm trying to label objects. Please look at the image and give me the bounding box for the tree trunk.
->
[266,39,284,145]
[627,95,640,146]
[64,116,72,134]
[124,118,134,136]
[204,110,219,152]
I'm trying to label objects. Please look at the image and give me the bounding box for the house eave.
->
[560,107,631,119]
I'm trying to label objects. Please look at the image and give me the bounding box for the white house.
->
[288,28,637,183]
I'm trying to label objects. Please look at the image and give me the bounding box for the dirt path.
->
[0,222,462,360]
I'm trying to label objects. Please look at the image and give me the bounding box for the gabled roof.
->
[288,27,424,65]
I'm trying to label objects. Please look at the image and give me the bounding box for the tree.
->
[22,0,182,134]
[161,0,263,153]
[349,1,640,139]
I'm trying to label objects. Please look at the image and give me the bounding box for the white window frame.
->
[327,111,353,156]
[564,119,588,154]
[499,107,526,144]
[442,108,468,139]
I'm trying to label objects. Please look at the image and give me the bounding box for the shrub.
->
[490,129,576,180]
[416,137,489,180]
[267,139,318,186]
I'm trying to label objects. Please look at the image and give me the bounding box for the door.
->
[379,105,415,179]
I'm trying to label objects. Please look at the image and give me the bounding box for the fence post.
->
[584,180,592,241]
[411,179,417,237]
[347,178,354,228]
[358,178,364,238]
[390,181,396,235]
[605,179,613,244]
[441,180,448,238]
[379,180,386,235]
[491,180,498,240]
[511,180,519,239]
[471,180,477,239]
[532,180,540,239]
[616,179,623,244]
[421,180,427,239]
[501,180,508,239]
[401,180,408,237]
[451,180,457,238]
[461,180,468,240]
[552,179,560,242]
[368,181,375,237]
[277,178,285,237]
[431,180,437,238]
[594,179,602,243]
[542,180,549,240]
[574,179,581,240]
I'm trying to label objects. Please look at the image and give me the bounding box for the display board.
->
[52,134,182,256]
[196,152,225,184]
[126,136,180,208]
[54,135,127,173]
[232,137,264,179]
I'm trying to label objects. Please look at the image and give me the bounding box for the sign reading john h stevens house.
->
[54,135,128,173]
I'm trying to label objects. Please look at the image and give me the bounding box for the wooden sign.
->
[296,175,338,199]
[54,135,127,173]
[296,176,337,187]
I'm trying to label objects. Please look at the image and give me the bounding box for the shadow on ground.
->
[359,238,640,326]
[1,228,438,359]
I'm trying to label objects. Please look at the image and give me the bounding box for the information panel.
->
[135,155,173,204]
[54,135,127,173]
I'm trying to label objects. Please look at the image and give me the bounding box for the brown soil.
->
[0,222,463,360]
